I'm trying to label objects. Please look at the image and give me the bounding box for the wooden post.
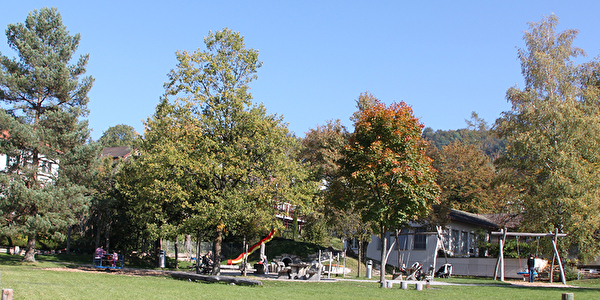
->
[500,229,506,281]
[552,229,566,285]
[550,251,556,284]
[1,289,13,300]
[195,233,201,274]
[562,293,574,300]
[336,252,340,275]
[432,230,438,282]
[242,236,247,277]
[328,251,332,279]
[343,249,347,277]
[494,228,506,281]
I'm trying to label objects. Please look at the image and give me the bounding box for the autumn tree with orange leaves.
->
[340,99,439,287]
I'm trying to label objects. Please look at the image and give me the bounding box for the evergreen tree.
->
[0,8,95,262]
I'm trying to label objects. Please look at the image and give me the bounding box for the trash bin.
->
[367,260,373,279]
[158,250,166,268]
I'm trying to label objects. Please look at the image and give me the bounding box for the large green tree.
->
[340,99,439,287]
[121,28,315,274]
[0,8,95,262]
[495,15,600,260]
[98,124,139,148]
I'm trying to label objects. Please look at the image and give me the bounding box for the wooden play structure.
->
[492,228,568,284]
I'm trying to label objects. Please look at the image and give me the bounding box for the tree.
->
[0,8,95,262]
[432,140,502,213]
[423,113,506,159]
[125,28,315,274]
[350,91,379,123]
[341,99,439,287]
[300,119,348,182]
[98,124,139,148]
[495,15,600,261]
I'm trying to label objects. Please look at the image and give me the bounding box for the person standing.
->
[527,254,535,282]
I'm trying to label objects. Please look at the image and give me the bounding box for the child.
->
[111,252,119,267]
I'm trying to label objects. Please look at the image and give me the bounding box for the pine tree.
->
[0,8,95,262]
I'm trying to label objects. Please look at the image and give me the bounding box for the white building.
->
[349,209,500,276]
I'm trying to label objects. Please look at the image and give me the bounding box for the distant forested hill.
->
[422,127,506,159]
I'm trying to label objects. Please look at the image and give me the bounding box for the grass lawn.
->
[1,254,599,299]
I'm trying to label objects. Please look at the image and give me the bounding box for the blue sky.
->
[2,1,600,140]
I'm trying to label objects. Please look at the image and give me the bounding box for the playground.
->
[1,228,599,299]
[1,253,599,300]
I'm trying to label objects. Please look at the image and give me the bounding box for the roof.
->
[480,213,522,229]
[101,146,133,159]
[447,209,499,230]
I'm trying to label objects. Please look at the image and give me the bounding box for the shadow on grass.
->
[36,253,91,265]
[0,253,25,265]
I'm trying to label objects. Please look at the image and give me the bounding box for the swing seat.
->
[517,271,537,276]
[517,271,538,281]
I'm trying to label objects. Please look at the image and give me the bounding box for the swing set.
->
[514,235,539,280]
[492,228,568,284]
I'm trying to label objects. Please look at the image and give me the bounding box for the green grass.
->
[1,254,600,299]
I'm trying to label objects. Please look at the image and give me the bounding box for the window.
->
[40,161,52,173]
[470,232,477,255]
[441,229,450,251]
[461,231,469,254]
[413,228,426,250]
[397,234,409,250]
[387,234,409,250]
[451,229,460,253]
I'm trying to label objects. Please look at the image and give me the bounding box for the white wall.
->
[440,257,546,279]
[366,234,439,269]
[0,154,6,171]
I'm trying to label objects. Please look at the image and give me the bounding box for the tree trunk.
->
[357,239,362,277]
[185,234,192,262]
[212,225,223,275]
[169,271,262,286]
[95,213,102,249]
[396,229,402,268]
[174,239,179,269]
[105,208,110,251]
[380,227,387,288]
[154,239,160,268]
[7,236,13,255]
[195,233,202,274]
[23,234,37,262]
[67,225,72,254]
